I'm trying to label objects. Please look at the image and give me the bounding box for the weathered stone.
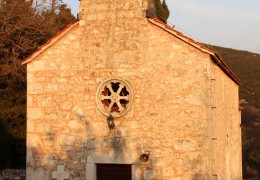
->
[25,0,242,179]
[35,123,51,133]
[144,169,156,180]
[85,137,96,149]
[184,153,206,174]
[45,110,58,119]
[68,120,83,131]
[52,165,70,180]
[46,155,58,166]
[27,83,43,95]
[1,169,26,180]
[27,167,50,180]
[57,135,76,146]
[60,101,72,111]
[28,60,45,71]
[174,138,196,151]
[27,134,43,147]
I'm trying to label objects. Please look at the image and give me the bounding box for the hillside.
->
[208,45,260,178]
[0,37,259,176]
[208,45,260,108]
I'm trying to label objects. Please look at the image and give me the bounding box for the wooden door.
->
[96,164,132,180]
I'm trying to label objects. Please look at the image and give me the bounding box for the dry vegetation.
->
[208,45,260,179]
[0,0,76,170]
[208,45,260,108]
[0,0,259,178]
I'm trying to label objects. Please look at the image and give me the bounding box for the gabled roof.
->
[21,21,79,65]
[148,18,241,85]
[21,18,241,85]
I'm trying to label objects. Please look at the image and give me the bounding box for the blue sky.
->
[63,0,260,53]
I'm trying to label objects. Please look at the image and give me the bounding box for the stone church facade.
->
[23,0,242,179]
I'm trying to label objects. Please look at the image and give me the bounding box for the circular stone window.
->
[96,78,133,117]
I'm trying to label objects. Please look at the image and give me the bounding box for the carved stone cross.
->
[52,165,70,180]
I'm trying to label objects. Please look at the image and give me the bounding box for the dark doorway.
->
[96,164,132,180]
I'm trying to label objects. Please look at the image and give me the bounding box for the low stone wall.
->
[0,169,26,180]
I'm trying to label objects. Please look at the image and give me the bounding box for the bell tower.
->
[77,0,152,70]
[79,0,149,23]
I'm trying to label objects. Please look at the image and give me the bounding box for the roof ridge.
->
[148,18,241,85]
[21,17,241,85]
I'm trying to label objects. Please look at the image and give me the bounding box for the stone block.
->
[56,78,68,83]
[35,123,51,133]
[85,137,96,149]
[27,95,33,107]
[27,83,43,95]
[184,153,206,173]
[45,110,58,119]
[27,73,37,83]
[144,169,156,180]
[163,167,174,177]
[48,155,58,166]
[68,120,84,131]
[60,101,73,111]
[174,138,196,151]
[45,83,59,93]
[27,119,35,133]
[28,60,46,71]
[27,134,43,147]
[38,95,53,107]
[58,135,76,146]
[27,108,43,119]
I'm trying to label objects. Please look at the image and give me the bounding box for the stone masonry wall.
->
[26,0,241,179]
[210,61,242,179]
[26,25,84,179]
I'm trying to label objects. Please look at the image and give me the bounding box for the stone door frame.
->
[86,153,140,180]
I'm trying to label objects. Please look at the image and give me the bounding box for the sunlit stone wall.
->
[26,0,242,179]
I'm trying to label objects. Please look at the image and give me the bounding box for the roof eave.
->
[148,18,242,85]
[21,21,79,65]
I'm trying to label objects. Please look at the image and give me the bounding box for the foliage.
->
[208,45,260,178]
[149,0,170,23]
[0,1,259,177]
[241,107,260,178]
[208,45,260,108]
[0,0,76,170]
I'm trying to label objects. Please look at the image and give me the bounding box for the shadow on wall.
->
[27,106,167,179]
[27,106,130,179]
[192,174,204,180]
[0,121,26,171]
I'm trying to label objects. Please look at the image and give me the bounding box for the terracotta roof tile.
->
[21,17,241,85]
[148,18,241,85]
[21,21,79,65]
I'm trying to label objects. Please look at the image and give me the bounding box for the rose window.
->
[96,79,133,117]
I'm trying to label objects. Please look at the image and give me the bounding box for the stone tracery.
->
[97,79,133,117]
